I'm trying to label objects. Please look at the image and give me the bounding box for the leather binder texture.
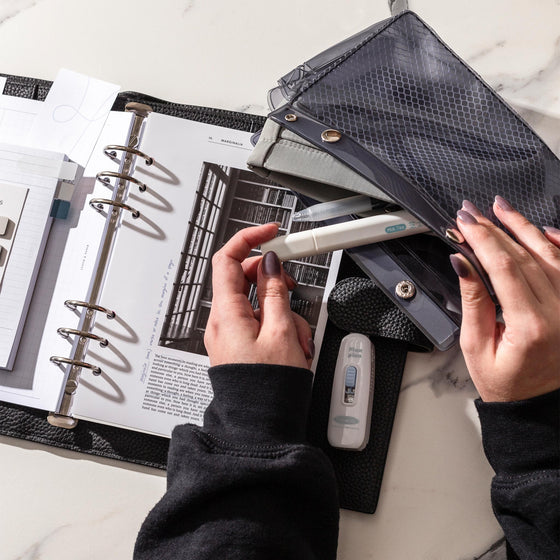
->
[0,73,422,514]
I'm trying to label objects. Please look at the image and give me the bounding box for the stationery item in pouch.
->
[0,182,28,285]
[260,210,429,261]
[292,195,380,222]
[0,144,70,370]
[248,113,461,352]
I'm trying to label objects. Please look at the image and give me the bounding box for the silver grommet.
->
[285,113,298,122]
[321,129,342,143]
[395,280,416,300]
[445,228,465,244]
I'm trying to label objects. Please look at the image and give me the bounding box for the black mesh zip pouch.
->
[255,10,559,343]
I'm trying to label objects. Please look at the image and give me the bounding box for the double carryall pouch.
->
[249,10,560,350]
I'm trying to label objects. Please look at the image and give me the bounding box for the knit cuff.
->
[475,389,560,475]
[203,364,313,445]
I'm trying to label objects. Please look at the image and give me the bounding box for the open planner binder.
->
[0,73,340,440]
[1,73,425,513]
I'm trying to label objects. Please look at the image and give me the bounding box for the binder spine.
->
[48,102,153,429]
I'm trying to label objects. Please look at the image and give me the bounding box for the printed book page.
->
[63,112,341,437]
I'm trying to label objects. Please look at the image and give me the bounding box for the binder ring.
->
[50,356,102,376]
[103,145,154,166]
[96,171,147,192]
[64,299,116,319]
[89,197,140,219]
[125,102,152,118]
[57,327,109,347]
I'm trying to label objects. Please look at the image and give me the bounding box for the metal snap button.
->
[395,280,416,300]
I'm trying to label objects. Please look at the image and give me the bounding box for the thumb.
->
[257,252,297,338]
[449,254,496,356]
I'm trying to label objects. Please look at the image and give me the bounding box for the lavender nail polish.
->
[456,209,478,225]
[494,195,514,211]
[462,199,482,217]
[543,226,560,236]
[262,251,281,277]
[449,254,470,278]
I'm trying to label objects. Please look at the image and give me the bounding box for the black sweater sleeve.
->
[134,363,339,560]
[476,389,560,560]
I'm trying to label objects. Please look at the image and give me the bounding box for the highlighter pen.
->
[261,210,429,261]
[292,195,375,222]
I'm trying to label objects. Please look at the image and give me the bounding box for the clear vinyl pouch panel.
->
[268,16,397,110]
[270,11,560,298]
[379,235,462,323]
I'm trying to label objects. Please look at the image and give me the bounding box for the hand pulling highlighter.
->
[328,333,375,451]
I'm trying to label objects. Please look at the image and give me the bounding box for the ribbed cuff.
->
[475,389,560,475]
[203,364,314,445]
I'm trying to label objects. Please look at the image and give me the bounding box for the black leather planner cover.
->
[0,73,420,513]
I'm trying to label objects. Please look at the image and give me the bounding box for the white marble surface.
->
[0,1,559,558]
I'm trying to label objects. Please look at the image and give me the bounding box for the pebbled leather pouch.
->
[307,257,433,513]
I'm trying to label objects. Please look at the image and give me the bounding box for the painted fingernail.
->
[456,209,478,225]
[449,254,470,278]
[494,195,514,211]
[262,251,281,277]
[306,338,315,360]
[461,199,482,217]
[543,226,560,235]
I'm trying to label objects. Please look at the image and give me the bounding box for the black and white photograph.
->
[159,162,333,355]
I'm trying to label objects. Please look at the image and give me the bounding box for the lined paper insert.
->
[0,144,64,369]
[0,182,28,285]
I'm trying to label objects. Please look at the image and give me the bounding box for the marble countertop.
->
[1,1,558,558]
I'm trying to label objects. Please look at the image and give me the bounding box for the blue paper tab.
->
[50,199,71,219]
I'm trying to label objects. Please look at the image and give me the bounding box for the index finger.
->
[211,223,279,306]
[492,196,560,292]
[456,210,542,312]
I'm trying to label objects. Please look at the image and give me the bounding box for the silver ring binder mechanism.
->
[48,102,154,429]
[50,356,102,375]
[103,145,154,166]
[64,299,116,319]
[96,171,148,192]
[89,197,141,218]
[56,328,109,348]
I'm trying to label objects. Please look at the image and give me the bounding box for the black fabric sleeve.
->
[476,389,560,560]
[134,363,339,560]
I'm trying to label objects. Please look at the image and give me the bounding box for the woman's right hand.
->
[204,223,314,369]
[451,196,560,402]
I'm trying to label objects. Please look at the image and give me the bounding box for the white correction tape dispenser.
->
[327,333,375,451]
